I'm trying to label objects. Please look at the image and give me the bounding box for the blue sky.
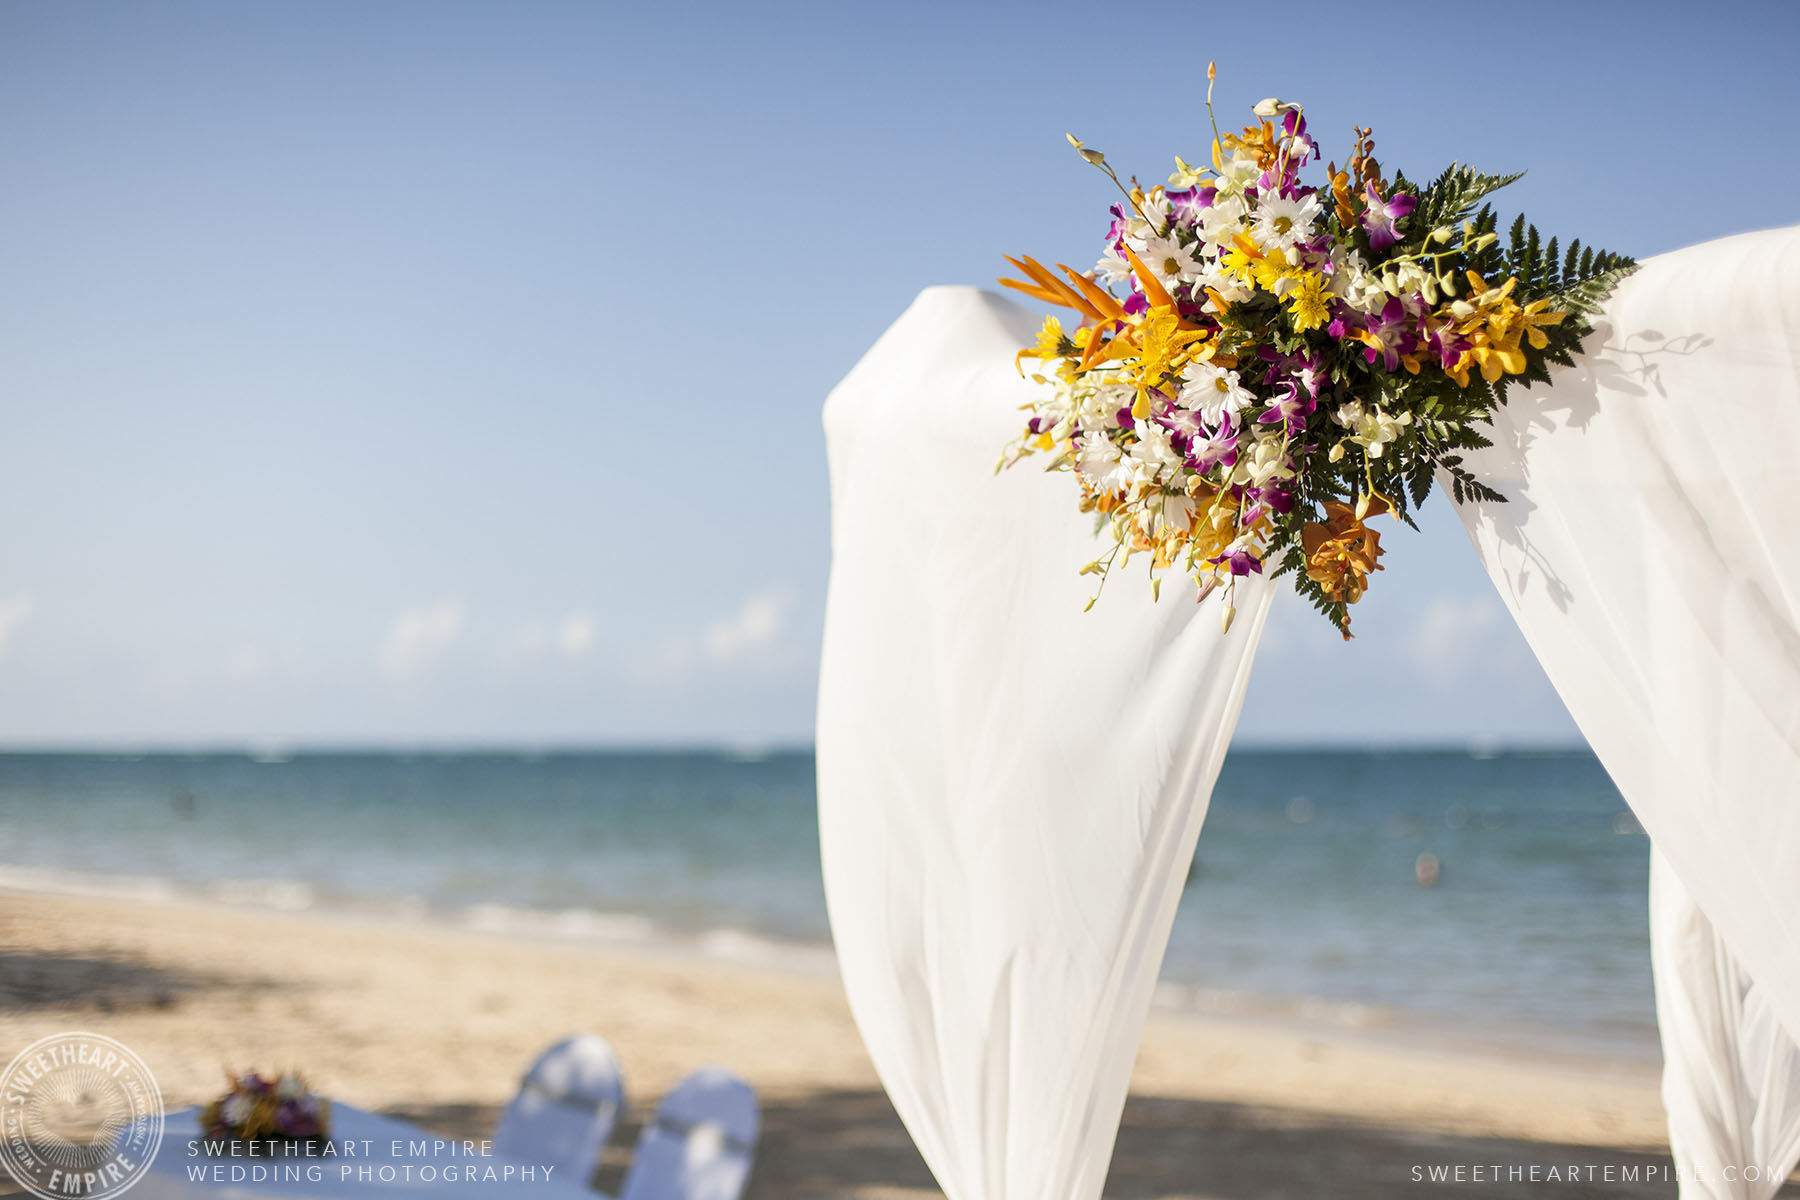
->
[1,0,1795,747]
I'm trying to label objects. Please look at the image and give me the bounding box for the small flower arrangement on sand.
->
[201,1070,330,1143]
[1001,66,1632,635]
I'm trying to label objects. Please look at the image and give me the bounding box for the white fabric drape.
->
[1451,225,1800,1193]
[817,286,1272,1200]
[1652,849,1800,1199]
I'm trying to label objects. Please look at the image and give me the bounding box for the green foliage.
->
[1500,211,1636,302]
[1404,163,1526,235]
[1286,165,1634,634]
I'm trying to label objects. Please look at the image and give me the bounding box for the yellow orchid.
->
[1472,336,1527,383]
[1301,494,1392,615]
[1437,272,1571,385]
[1123,306,1212,418]
[1187,494,1251,567]
[1515,296,1568,350]
[1221,120,1278,169]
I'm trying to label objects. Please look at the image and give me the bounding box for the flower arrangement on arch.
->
[1000,67,1632,636]
[200,1070,330,1143]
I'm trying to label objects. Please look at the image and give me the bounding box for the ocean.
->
[0,749,1653,1060]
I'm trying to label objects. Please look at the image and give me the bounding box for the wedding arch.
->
[816,225,1800,1200]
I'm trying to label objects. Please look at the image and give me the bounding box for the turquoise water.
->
[0,749,1651,1057]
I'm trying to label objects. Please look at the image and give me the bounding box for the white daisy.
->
[1178,362,1255,429]
[1095,243,1132,285]
[1251,192,1322,252]
[1132,232,1204,289]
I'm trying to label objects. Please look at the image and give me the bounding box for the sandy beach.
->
[0,886,1769,1199]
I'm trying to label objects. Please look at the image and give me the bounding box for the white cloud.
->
[557,614,595,656]
[0,594,34,657]
[1409,594,1501,686]
[644,586,796,678]
[379,600,464,679]
[704,587,790,662]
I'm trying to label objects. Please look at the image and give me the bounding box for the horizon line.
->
[0,738,1594,756]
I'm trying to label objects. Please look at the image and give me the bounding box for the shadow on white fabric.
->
[1453,225,1800,1196]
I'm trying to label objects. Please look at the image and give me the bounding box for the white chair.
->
[493,1034,627,1189]
[617,1068,759,1200]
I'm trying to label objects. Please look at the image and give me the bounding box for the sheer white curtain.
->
[818,286,1272,1200]
[1451,225,1800,1194]
[1652,850,1800,1199]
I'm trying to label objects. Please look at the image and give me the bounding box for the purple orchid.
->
[1282,109,1320,163]
[1104,204,1131,248]
[1257,381,1318,437]
[1183,421,1241,473]
[1160,407,1205,440]
[1255,483,1297,515]
[1257,164,1303,200]
[1259,347,1328,398]
[1418,321,1468,372]
[1207,548,1265,577]
[1166,186,1214,227]
[1361,183,1417,251]
[1355,297,1415,371]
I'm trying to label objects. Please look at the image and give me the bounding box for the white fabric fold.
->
[1652,849,1800,1199]
[817,286,1272,1200]
[1450,225,1800,1194]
